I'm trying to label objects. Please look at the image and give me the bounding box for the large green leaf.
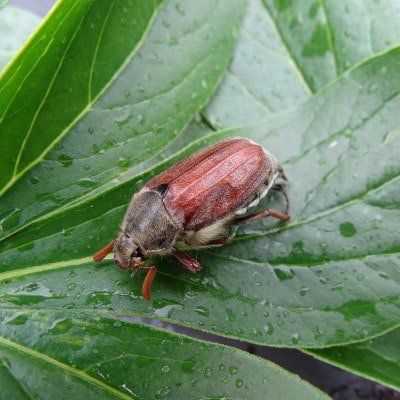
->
[0,0,244,240]
[0,311,328,400]
[0,6,40,71]
[205,0,400,127]
[0,0,242,201]
[2,43,400,351]
[2,0,400,395]
[309,328,400,392]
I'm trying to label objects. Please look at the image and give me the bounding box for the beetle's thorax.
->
[119,188,181,257]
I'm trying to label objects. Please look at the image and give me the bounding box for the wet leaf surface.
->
[2,45,400,350]
[2,0,400,396]
[0,309,328,400]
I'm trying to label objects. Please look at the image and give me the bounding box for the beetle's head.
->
[113,232,142,269]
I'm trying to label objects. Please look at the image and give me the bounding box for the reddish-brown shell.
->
[146,138,272,230]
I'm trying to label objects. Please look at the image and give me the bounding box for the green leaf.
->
[308,328,400,391]
[0,5,40,71]
[0,0,242,200]
[0,311,328,400]
[2,42,400,350]
[0,0,244,239]
[2,0,400,394]
[205,0,400,127]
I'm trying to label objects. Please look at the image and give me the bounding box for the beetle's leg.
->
[271,185,290,214]
[174,251,202,273]
[141,266,157,300]
[234,208,290,225]
[93,241,114,262]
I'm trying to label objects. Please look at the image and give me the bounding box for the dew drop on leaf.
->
[235,378,244,388]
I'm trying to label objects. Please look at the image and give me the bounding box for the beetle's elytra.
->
[93,138,290,299]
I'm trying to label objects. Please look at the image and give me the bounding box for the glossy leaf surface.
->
[0,0,244,240]
[0,310,328,400]
[2,0,400,395]
[2,45,400,349]
[0,0,327,398]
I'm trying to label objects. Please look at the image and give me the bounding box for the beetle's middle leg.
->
[234,208,290,225]
[173,251,202,272]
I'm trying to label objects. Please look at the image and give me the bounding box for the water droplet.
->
[175,3,185,15]
[77,177,97,188]
[225,307,236,322]
[194,305,209,317]
[235,379,244,388]
[299,287,310,296]
[204,367,212,377]
[57,153,74,167]
[154,304,183,318]
[155,385,171,399]
[118,157,129,168]
[339,222,357,237]
[229,366,238,375]
[30,176,40,185]
[121,383,135,396]
[378,272,389,280]
[115,108,131,125]
[275,268,295,281]
[161,365,170,374]
[291,333,299,344]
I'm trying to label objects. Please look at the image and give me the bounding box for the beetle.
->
[93,138,289,299]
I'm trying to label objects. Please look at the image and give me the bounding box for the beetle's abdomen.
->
[146,138,277,230]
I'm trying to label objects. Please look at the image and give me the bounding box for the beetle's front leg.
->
[174,251,202,273]
[142,266,157,300]
[128,261,158,300]
[234,208,290,225]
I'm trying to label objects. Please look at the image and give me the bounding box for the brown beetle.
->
[93,138,289,299]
